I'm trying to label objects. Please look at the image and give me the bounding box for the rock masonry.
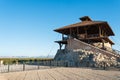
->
[54,49,118,67]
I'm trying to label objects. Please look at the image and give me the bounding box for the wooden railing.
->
[87,34,99,38]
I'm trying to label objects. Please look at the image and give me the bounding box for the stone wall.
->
[67,38,118,58]
[54,38,119,67]
[92,42,112,51]
[54,49,117,67]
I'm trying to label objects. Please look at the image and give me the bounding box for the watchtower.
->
[54,16,114,51]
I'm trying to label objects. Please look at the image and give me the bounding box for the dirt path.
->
[0,67,120,80]
[0,75,7,80]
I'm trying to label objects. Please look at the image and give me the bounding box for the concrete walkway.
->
[0,67,120,80]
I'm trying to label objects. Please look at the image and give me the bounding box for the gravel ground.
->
[0,67,120,80]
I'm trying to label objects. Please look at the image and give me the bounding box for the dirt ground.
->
[0,67,120,80]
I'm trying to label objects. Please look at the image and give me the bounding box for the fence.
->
[0,60,120,73]
[0,61,56,73]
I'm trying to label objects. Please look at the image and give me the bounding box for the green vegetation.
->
[0,58,53,65]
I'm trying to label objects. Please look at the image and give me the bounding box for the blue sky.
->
[0,0,120,57]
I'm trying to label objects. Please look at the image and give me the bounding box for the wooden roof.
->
[54,16,114,36]
[80,16,92,21]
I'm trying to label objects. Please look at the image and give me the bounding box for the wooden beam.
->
[59,43,62,50]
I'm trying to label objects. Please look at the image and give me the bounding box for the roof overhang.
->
[54,21,114,36]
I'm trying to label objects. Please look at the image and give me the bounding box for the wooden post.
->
[103,61,106,70]
[70,28,72,38]
[62,34,64,40]
[59,43,62,50]
[99,25,101,37]
[102,39,105,49]
[23,62,25,71]
[84,27,87,38]
[38,62,40,69]
[8,64,10,72]
[101,28,103,37]
[77,27,79,39]
[102,28,105,36]
[50,60,51,68]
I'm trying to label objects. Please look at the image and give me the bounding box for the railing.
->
[87,34,99,38]
[0,60,120,73]
[63,37,69,40]
[100,46,120,57]
[112,48,120,55]
[78,34,100,39]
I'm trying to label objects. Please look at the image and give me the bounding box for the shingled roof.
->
[54,16,114,36]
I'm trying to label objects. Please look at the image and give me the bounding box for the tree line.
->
[0,58,53,65]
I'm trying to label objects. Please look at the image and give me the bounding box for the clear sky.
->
[0,0,120,57]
